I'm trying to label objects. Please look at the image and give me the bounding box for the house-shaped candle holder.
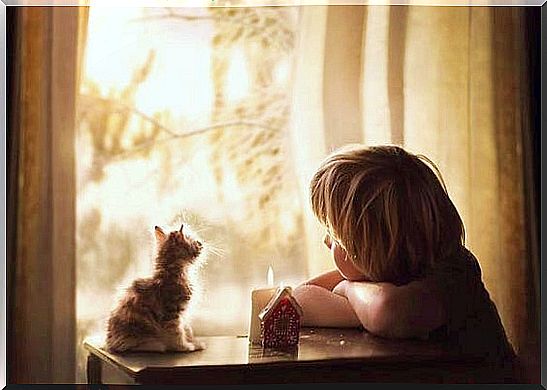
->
[258,286,303,349]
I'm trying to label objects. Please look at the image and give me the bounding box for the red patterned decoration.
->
[259,287,303,349]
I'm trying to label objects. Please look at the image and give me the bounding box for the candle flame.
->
[267,266,274,287]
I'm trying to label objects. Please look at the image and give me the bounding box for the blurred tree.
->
[77,50,162,182]
[207,7,304,275]
[75,7,307,381]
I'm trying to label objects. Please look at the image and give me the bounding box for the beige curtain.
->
[8,7,83,383]
[292,5,539,360]
[399,7,538,360]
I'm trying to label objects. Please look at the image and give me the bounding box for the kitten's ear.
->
[154,226,166,242]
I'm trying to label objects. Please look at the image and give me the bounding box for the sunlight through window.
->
[75,6,305,381]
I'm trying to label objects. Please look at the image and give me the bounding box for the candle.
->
[249,266,277,344]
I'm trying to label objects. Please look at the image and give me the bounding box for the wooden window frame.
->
[8,6,79,383]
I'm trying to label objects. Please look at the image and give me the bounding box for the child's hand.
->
[302,269,345,291]
[293,284,361,328]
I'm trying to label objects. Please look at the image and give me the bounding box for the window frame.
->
[8,6,80,383]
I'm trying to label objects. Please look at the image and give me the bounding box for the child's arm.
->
[334,278,446,339]
[293,284,361,328]
[302,269,345,291]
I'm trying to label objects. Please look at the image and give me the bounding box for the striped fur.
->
[106,225,205,353]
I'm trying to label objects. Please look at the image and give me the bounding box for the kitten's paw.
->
[184,343,196,352]
[169,342,196,352]
[172,340,205,352]
[192,339,206,351]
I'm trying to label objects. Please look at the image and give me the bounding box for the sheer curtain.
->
[291,5,539,361]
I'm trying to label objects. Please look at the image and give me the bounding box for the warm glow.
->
[274,58,290,85]
[225,47,250,103]
[133,44,214,123]
[352,282,384,305]
[84,7,214,126]
[280,207,297,235]
[267,266,274,287]
[83,8,143,92]
[361,6,391,145]
[87,0,215,6]
[76,6,304,382]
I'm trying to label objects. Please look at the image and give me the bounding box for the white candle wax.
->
[249,287,277,344]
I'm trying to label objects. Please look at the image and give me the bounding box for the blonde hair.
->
[310,145,465,285]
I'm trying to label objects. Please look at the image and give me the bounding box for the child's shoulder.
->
[428,247,515,362]
[425,247,488,331]
[428,246,482,287]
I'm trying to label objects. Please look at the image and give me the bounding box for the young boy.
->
[293,145,515,366]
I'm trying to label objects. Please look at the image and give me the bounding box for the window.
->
[72,5,536,382]
[76,7,307,380]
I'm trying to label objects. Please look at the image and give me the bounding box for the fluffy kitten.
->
[106,224,205,353]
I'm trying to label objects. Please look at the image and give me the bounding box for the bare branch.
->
[109,120,281,161]
[129,14,216,23]
[79,93,180,137]
[79,93,282,160]
[81,93,279,135]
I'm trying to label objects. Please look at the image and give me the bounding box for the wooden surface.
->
[85,327,456,371]
[83,327,512,384]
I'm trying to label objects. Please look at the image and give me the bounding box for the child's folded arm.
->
[293,284,361,328]
[336,278,447,339]
[302,269,345,291]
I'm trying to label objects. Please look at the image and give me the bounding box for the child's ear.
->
[154,226,166,243]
